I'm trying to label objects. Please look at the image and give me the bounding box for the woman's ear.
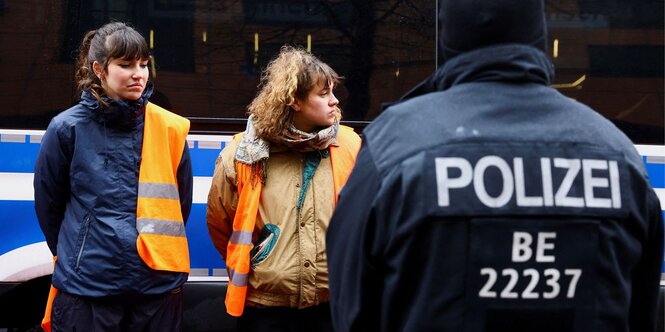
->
[291,100,301,112]
[92,61,104,80]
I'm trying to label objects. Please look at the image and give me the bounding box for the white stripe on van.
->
[0,173,34,201]
[0,242,53,282]
[0,173,213,204]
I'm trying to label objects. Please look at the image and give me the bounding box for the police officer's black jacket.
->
[327,44,663,332]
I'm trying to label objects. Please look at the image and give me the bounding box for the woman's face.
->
[95,57,149,101]
[292,81,339,133]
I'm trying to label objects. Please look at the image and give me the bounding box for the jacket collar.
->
[398,44,554,102]
[81,82,154,129]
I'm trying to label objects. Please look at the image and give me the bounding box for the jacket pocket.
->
[73,213,92,271]
[250,224,280,269]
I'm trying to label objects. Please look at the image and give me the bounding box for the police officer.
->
[326,1,663,331]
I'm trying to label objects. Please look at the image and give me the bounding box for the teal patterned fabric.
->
[250,223,280,268]
[297,149,330,212]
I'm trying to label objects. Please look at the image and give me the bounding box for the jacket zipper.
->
[75,215,92,270]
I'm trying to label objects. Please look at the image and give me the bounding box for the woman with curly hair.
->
[206,45,360,331]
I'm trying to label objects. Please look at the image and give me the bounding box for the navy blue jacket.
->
[34,83,193,297]
[327,45,663,332]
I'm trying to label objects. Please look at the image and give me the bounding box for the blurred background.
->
[0,0,662,143]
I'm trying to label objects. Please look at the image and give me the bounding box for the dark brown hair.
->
[75,22,150,106]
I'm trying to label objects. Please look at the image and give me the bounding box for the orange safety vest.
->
[224,125,361,317]
[41,103,190,331]
[136,102,191,272]
[41,257,57,332]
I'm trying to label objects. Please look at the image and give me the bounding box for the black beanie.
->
[439,0,547,60]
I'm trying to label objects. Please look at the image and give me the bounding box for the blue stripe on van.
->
[0,141,40,173]
[188,204,226,271]
[190,141,225,177]
[0,201,45,255]
[643,157,664,189]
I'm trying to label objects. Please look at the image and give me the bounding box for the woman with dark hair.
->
[34,21,192,331]
[206,45,361,331]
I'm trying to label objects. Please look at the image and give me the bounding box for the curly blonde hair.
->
[248,45,342,141]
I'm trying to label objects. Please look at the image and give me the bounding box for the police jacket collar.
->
[400,44,554,102]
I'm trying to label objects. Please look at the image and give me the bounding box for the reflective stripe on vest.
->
[136,102,191,273]
[224,125,361,317]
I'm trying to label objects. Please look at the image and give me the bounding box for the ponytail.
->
[75,30,106,106]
